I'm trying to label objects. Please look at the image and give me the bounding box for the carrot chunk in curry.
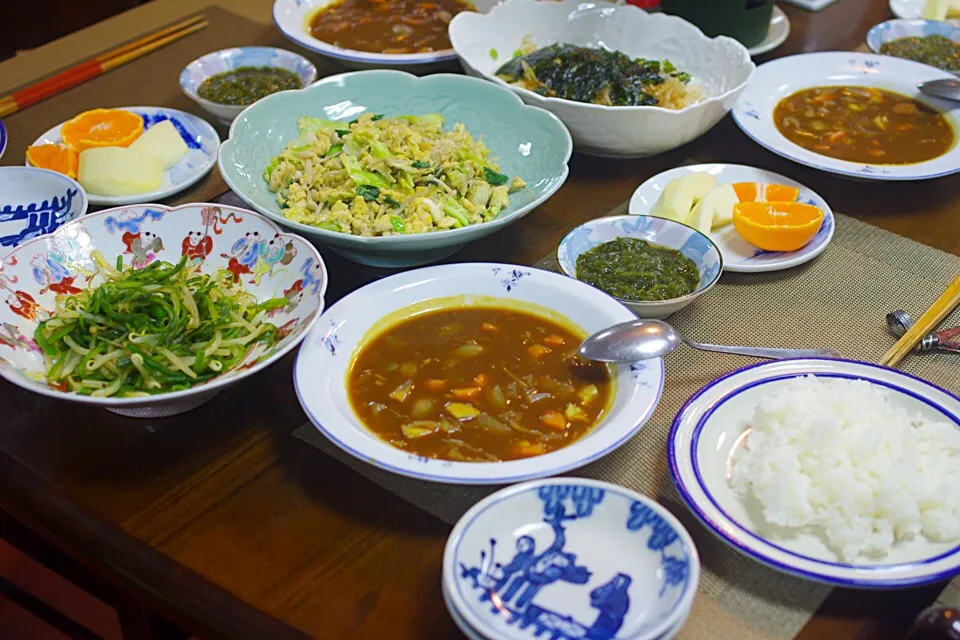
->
[307,0,473,54]
[347,307,613,462]
[773,86,953,165]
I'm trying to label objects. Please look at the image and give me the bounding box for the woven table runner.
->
[295,198,960,639]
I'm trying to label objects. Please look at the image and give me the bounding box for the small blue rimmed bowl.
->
[867,19,960,74]
[0,120,7,161]
[443,478,700,640]
[557,215,723,319]
[179,47,318,124]
[0,167,87,256]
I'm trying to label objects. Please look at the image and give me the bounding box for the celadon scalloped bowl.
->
[217,70,573,267]
[449,0,755,158]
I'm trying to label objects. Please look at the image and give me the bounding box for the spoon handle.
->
[684,340,842,360]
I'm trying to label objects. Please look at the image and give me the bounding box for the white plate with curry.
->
[732,52,960,181]
[294,262,664,484]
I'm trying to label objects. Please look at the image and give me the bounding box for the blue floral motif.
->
[625,501,689,597]
[0,188,80,249]
[538,485,604,518]
[501,269,531,292]
[316,321,341,355]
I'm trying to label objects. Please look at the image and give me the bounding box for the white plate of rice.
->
[668,358,960,587]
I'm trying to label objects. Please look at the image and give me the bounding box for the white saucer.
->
[750,6,791,56]
[627,163,835,273]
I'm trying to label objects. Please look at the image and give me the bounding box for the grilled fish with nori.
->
[495,43,694,107]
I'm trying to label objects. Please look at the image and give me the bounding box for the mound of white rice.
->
[730,375,960,561]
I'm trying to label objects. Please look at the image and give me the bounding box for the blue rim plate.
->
[628,164,835,273]
[668,357,960,588]
[29,106,219,206]
[732,52,960,181]
[0,121,7,161]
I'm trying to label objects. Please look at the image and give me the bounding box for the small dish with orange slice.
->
[26,106,219,206]
[628,163,834,273]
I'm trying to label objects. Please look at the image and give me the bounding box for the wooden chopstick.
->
[0,16,207,119]
[880,273,960,367]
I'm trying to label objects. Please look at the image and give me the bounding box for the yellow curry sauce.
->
[307,0,473,54]
[773,86,953,165]
[347,307,613,462]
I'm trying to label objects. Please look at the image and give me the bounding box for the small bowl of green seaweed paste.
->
[557,215,722,319]
[180,47,317,124]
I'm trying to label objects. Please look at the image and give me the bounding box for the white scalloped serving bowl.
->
[449,0,755,157]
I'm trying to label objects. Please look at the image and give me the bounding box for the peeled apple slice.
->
[923,0,948,19]
[78,147,164,196]
[128,120,188,169]
[650,172,717,223]
[688,184,739,234]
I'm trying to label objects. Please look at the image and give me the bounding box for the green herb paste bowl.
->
[218,70,572,267]
[557,215,723,319]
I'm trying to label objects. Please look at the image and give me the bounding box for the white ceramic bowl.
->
[733,52,960,181]
[0,203,327,418]
[443,478,699,640]
[867,20,960,74]
[294,263,665,484]
[557,215,722,319]
[628,164,835,273]
[449,0,755,157]
[889,0,960,21]
[669,358,960,587]
[0,167,87,256]
[272,0,498,70]
[179,47,318,124]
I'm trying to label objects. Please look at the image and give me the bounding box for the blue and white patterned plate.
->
[294,262,664,484]
[30,106,220,206]
[669,358,960,588]
[628,164,834,273]
[867,19,960,74]
[443,479,699,640]
[732,52,960,181]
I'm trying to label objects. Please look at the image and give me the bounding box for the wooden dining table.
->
[1,0,957,638]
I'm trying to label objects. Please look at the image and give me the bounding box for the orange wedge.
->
[26,143,79,179]
[732,201,825,252]
[732,182,800,203]
[60,108,144,152]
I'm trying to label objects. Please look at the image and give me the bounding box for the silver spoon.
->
[918,78,960,102]
[578,319,842,363]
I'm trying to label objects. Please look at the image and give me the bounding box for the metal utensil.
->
[578,319,842,363]
[886,310,960,353]
[918,78,960,102]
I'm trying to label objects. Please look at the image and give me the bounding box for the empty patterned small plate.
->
[443,478,699,640]
[628,163,834,273]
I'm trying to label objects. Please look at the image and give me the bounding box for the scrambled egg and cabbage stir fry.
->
[264,113,526,236]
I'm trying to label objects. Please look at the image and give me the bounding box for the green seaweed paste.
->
[575,237,700,301]
[879,35,960,71]
[197,66,302,105]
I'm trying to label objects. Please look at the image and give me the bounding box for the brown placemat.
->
[294,202,960,640]
[0,6,345,208]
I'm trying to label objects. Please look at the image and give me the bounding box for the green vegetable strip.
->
[35,250,285,397]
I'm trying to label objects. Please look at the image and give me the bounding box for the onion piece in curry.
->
[347,307,614,462]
